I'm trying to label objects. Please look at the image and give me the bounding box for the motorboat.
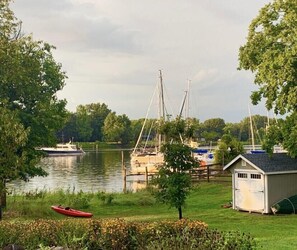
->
[38,142,85,156]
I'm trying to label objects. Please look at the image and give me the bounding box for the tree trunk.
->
[0,180,5,221]
[0,180,6,208]
[178,206,182,220]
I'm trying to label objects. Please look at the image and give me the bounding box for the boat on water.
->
[130,70,167,173]
[38,142,85,156]
[51,205,93,218]
[271,195,297,214]
[192,148,214,166]
[130,151,164,173]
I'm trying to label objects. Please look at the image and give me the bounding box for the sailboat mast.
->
[179,91,188,118]
[158,70,165,151]
[159,70,165,120]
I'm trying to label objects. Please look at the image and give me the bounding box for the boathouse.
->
[223,153,297,214]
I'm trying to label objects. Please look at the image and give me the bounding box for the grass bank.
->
[4,182,297,249]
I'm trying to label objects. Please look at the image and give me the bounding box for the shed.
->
[223,153,297,214]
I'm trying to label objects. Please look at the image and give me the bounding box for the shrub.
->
[97,192,114,205]
[0,219,256,249]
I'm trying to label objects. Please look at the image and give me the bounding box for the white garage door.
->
[235,171,264,212]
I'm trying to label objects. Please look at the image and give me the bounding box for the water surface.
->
[8,150,139,194]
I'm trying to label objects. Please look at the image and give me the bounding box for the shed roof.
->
[224,153,297,174]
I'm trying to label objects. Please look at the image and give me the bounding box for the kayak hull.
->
[51,205,93,218]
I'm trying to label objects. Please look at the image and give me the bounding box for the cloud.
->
[11,0,271,122]
[13,0,141,54]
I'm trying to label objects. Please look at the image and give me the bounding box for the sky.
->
[11,0,272,122]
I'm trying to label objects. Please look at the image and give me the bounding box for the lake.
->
[7,150,145,194]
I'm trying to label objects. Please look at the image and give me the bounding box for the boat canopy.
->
[192,149,208,154]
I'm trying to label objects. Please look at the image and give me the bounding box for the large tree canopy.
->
[239,0,297,115]
[238,0,297,157]
[0,0,67,189]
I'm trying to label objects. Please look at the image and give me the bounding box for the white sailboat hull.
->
[130,152,164,173]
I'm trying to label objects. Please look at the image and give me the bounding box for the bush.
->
[0,219,256,250]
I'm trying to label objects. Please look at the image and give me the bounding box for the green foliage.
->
[262,124,283,155]
[97,192,114,205]
[239,0,297,115]
[238,0,297,157]
[71,190,92,209]
[75,105,93,142]
[0,219,256,250]
[215,134,244,165]
[280,113,297,157]
[87,103,111,141]
[0,107,29,182]
[63,103,112,142]
[152,143,196,219]
[159,117,200,144]
[0,0,67,196]
[103,112,132,145]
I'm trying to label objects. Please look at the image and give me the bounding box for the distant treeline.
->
[57,102,276,146]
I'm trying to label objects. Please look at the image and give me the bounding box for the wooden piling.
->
[145,167,148,187]
[121,151,126,170]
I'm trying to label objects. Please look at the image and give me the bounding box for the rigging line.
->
[143,120,154,151]
[132,83,158,154]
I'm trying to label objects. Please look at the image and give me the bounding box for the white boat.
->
[130,150,164,173]
[192,148,214,166]
[38,142,85,156]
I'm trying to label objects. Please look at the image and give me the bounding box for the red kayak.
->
[51,205,93,218]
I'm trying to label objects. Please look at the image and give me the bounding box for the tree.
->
[76,105,93,142]
[200,118,225,142]
[0,0,67,211]
[57,112,78,142]
[151,143,196,219]
[238,0,297,157]
[159,117,198,144]
[80,103,111,141]
[223,122,241,140]
[103,112,132,145]
[215,134,244,165]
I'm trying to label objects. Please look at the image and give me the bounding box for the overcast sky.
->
[11,0,272,122]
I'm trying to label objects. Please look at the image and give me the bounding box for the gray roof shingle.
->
[242,153,297,173]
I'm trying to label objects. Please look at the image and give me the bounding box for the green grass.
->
[5,182,297,249]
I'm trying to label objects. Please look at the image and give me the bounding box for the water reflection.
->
[8,150,136,194]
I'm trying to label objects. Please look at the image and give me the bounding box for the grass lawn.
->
[5,181,297,249]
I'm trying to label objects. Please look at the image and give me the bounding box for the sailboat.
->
[130,70,167,173]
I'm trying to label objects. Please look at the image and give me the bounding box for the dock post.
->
[121,151,125,170]
[123,167,127,192]
[145,167,148,187]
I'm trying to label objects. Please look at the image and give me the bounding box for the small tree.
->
[152,143,196,219]
[215,134,244,165]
